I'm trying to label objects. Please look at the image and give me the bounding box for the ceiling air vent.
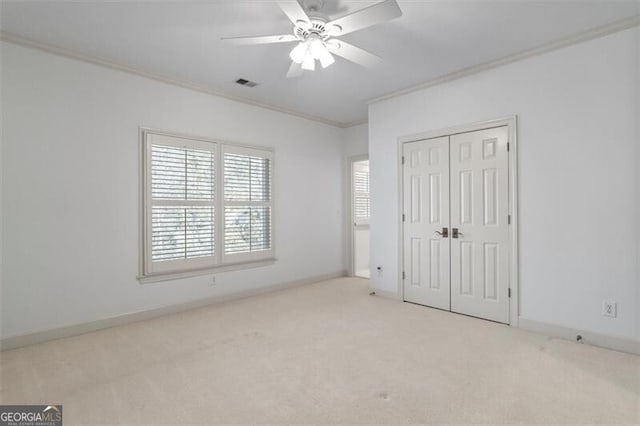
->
[235,78,258,88]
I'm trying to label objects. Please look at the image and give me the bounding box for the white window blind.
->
[142,131,274,277]
[353,162,370,223]
[223,146,273,261]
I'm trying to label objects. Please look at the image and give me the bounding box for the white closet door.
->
[403,137,451,310]
[450,126,510,323]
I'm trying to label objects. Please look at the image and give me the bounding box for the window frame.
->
[221,144,275,265]
[352,161,370,226]
[139,128,276,282]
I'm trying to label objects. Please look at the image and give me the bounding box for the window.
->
[142,131,274,278]
[223,146,272,262]
[353,161,370,224]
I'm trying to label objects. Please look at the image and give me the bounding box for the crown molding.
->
[343,118,369,128]
[0,30,352,129]
[2,14,638,130]
[368,15,640,106]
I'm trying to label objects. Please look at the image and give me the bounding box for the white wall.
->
[1,42,345,339]
[343,123,369,159]
[369,28,640,340]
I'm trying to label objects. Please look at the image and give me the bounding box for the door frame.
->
[347,154,370,277]
[397,116,519,326]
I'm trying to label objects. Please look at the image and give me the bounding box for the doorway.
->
[400,120,518,324]
[350,157,370,278]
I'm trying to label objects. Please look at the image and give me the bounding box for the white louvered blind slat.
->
[354,196,370,219]
[150,144,215,264]
[354,167,370,221]
[223,151,272,256]
[354,169,369,193]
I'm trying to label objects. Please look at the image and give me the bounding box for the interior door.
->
[449,126,510,323]
[402,137,451,310]
[352,159,370,278]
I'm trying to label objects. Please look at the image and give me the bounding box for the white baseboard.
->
[518,318,640,355]
[0,270,346,351]
[369,287,402,301]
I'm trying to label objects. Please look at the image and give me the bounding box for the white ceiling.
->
[1,0,638,126]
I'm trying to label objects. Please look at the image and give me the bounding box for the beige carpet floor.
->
[1,277,639,424]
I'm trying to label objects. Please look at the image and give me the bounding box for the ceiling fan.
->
[221,0,402,78]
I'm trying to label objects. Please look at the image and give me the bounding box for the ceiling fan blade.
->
[286,61,304,78]
[221,34,298,45]
[328,40,382,68]
[325,0,402,36]
[277,1,311,26]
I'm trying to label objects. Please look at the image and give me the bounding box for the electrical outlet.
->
[602,300,617,318]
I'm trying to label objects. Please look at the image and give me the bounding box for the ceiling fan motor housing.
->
[295,19,329,40]
[293,0,343,42]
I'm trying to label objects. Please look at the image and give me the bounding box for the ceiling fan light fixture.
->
[308,37,325,56]
[289,42,308,64]
[301,55,316,71]
[318,49,335,68]
[306,37,334,69]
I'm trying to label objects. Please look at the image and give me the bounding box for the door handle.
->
[434,227,448,238]
[452,228,464,239]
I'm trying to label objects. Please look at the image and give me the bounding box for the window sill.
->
[137,258,277,284]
